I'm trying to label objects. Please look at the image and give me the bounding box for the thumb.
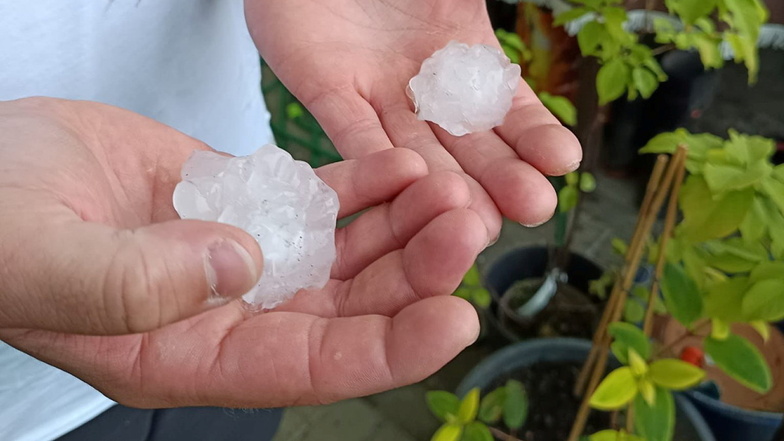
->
[2,219,262,335]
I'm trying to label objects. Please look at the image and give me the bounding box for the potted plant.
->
[433,1,777,439]
[427,338,715,441]
[478,0,771,342]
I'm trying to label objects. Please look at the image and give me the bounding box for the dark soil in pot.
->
[498,279,600,340]
[487,361,610,441]
[485,247,604,341]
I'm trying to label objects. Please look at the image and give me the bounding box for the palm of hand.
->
[0,99,482,408]
[248,0,583,237]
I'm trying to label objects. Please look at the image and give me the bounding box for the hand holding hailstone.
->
[174,41,521,308]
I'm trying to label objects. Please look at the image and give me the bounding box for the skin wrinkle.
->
[334,277,354,320]
[306,318,327,405]
[381,318,398,386]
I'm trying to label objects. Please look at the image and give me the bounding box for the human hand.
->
[246,0,583,242]
[0,98,484,408]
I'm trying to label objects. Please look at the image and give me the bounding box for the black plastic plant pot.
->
[484,246,604,341]
[683,390,783,441]
[456,338,716,441]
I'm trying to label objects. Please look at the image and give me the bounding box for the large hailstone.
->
[408,41,521,136]
[173,145,339,309]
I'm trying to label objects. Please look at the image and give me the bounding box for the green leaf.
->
[566,172,579,186]
[478,387,506,424]
[678,176,754,242]
[579,172,597,193]
[632,67,659,99]
[741,279,784,322]
[628,349,649,377]
[740,197,768,244]
[503,380,528,430]
[726,31,761,83]
[285,102,305,120]
[454,287,474,302]
[643,56,668,81]
[711,317,731,340]
[660,263,703,327]
[704,162,766,193]
[665,0,717,24]
[611,237,629,256]
[638,378,656,406]
[693,32,724,69]
[559,185,579,213]
[472,289,492,309]
[608,322,651,361]
[761,177,784,217]
[463,265,481,287]
[578,21,605,56]
[750,262,784,283]
[589,367,638,410]
[590,430,645,441]
[705,334,772,393]
[751,320,771,342]
[538,92,577,125]
[681,246,707,290]
[703,277,749,322]
[597,59,630,105]
[649,359,706,390]
[624,299,646,324]
[724,0,768,39]
[457,388,480,423]
[761,198,784,259]
[554,7,590,26]
[773,164,784,182]
[639,129,689,154]
[702,237,767,273]
[427,391,460,422]
[432,423,463,441]
[461,422,493,441]
[495,29,527,54]
[634,386,675,441]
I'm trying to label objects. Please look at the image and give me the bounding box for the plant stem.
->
[568,150,686,441]
[626,402,635,433]
[654,318,711,358]
[488,426,524,441]
[651,44,676,56]
[643,146,687,335]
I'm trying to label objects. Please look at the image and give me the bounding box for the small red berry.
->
[681,346,704,367]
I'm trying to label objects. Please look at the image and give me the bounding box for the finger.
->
[379,102,502,239]
[315,148,427,218]
[0,213,263,335]
[306,87,395,159]
[432,127,559,226]
[330,171,471,280]
[287,208,486,318]
[494,86,583,176]
[1,296,479,408]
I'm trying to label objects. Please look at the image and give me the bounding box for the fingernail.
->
[486,234,500,248]
[205,239,258,298]
[559,159,581,175]
[520,219,549,228]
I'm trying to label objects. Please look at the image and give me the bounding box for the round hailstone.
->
[408,41,521,136]
[173,145,339,309]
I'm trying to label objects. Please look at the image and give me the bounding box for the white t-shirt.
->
[0,1,273,440]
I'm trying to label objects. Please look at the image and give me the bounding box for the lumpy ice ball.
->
[408,41,521,136]
[173,145,339,309]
